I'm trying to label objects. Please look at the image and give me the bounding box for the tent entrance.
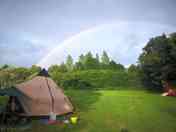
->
[6,96,25,115]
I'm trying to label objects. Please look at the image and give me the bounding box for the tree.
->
[0,66,31,89]
[75,54,86,70]
[12,67,31,82]
[66,55,74,71]
[0,69,15,88]
[79,54,86,65]
[127,64,141,87]
[95,53,100,69]
[60,63,68,72]
[74,62,84,71]
[30,65,41,74]
[128,64,139,73]
[95,53,100,63]
[101,51,110,65]
[139,33,176,90]
[84,52,99,69]
[108,60,125,71]
[48,64,67,73]
[1,64,9,70]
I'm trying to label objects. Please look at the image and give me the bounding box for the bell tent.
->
[4,69,73,117]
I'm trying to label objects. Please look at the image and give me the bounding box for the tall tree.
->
[96,53,100,63]
[76,54,86,70]
[139,33,176,90]
[128,64,139,73]
[74,62,84,70]
[66,55,74,71]
[79,54,85,65]
[109,60,125,71]
[101,51,110,65]
[95,53,100,69]
[84,52,98,69]
[48,63,67,73]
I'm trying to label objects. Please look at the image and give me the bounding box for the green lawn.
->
[24,88,176,132]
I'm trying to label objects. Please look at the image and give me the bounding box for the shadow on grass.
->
[95,86,146,91]
[161,107,176,118]
[65,89,102,112]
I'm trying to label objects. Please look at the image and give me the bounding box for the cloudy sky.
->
[0,0,176,67]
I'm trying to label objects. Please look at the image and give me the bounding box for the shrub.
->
[50,69,140,89]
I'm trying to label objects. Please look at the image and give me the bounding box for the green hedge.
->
[50,70,141,89]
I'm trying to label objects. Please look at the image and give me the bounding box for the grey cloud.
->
[0,33,49,66]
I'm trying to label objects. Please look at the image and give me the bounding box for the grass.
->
[0,87,176,132]
[21,87,176,132]
[0,96,8,105]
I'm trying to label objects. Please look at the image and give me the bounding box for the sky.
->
[0,0,176,68]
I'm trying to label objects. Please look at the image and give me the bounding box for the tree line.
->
[48,51,125,73]
[1,32,176,91]
[0,51,139,89]
[47,51,140,89]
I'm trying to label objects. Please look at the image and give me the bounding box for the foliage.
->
[1,64,9,70]
[49,69,140,89]
[109,60,125,70]
[139,33,176,90]
[49,51,125,72]
[83,52,99,69]
[0,51,141,90]
[30,65,41,74]
[66,55,74,71]
[0,69,16,88]
[48,64,67,73]
[62,79,92,89]
[47,51,134,90]
[101,50,110,65]
[127,64,142,87]
[0,65,41,88]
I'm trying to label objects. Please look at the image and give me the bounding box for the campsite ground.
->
[24,87,176,132]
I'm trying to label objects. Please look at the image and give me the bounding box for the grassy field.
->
[22,88,176,132]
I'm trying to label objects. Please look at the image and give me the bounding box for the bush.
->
[50,69,141,89]
[62,79,92,89]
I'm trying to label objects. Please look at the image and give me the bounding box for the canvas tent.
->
[7,70,73,116]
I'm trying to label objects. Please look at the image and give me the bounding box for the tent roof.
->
[15,75,73,116]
